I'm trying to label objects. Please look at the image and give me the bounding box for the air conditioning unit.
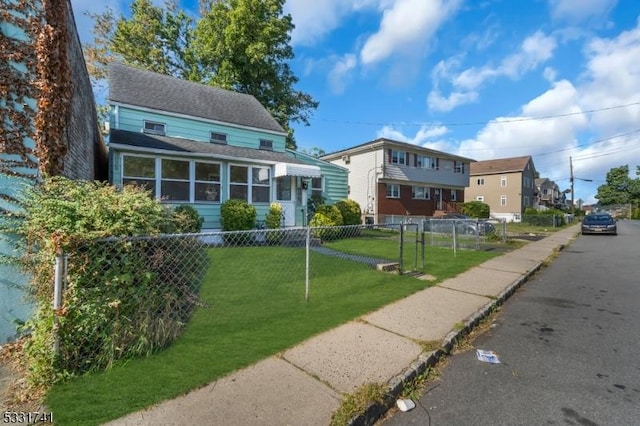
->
[341,155,350,164]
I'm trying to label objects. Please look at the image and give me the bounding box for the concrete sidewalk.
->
[106,225,580,426]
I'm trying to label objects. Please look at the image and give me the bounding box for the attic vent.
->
[259,139,273,151]
[341,155,350,164]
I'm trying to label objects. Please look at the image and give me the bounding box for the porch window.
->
[230,165,271,203]
[195,162,221,202]
[276,177,292,201]
[230,165,249,200]
[412,186,430,200]
[161,159,189,201]
[252,167,270,203]
[451,189,457,201]
[386,183,400,198]
[122,155,156,196]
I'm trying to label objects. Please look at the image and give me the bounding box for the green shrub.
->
[265,202,284,244]
[172,204,204,233]
[2,177,208,387]
[265,202,283,229]
[462,201,490,218]
[314,204,343,226]
[310,212,340,241]
[220,199,257,231]
[335,199,362,225]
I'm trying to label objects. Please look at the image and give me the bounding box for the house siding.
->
[466,158,537,221]
[113,106,287,152]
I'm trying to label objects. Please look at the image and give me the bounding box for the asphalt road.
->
[382,220,640,426]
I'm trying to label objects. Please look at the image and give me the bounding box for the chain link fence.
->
[51,223,432,375]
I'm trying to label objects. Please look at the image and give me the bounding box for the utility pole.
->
[570,156,574,216]
[569,156,593,217]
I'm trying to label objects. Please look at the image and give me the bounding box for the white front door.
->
[276,176,295,226]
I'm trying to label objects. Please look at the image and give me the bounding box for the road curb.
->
[347,236,575,426]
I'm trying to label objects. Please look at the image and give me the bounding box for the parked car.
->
[581,213,617,235]
[424,214,496,236]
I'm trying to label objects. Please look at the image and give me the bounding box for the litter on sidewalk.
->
[476,349,501,364]
[396,399,416,412]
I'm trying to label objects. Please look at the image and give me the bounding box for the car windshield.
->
[584,214,613,223]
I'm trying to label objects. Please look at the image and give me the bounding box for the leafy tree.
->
[595,165,640,206]
[85,0,317,150]
[195,0,317,149]
[84,0,198,82]
[300,147,326,158]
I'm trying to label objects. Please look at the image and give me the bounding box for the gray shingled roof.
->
[470,156,533,175]
[108,63,286,134]
[109,130,304,164]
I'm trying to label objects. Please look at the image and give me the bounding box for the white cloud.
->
[328,54,358,94]
[285,0,378,46]
[360,0,462,65]
[578,19,640,134]
[427,31,557,112]
[427,90,479,112]
[453,31,557,90]
[376,124,450,146]
[549,0,617,23]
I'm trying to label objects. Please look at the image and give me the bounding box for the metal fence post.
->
[399,224,404,274]
[53,251,65,355]
[305,226,310,302]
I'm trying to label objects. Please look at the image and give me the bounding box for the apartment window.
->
[451,190,457,201]
[417,155,438,170]
[143,120,166,136]
[259,139,273,151]
[412,186,430,200]
[477,178,485,186]
[476,196,484,202]
[501,176,507,187]
[454,161,465,174]
[251,167,270,203]
[501,195,507,206]
[386,183,400,198]
[122,155,156,196]
[161,159,190,201]
[390,150,407,165]
[195,162,221,202]
[210,132,227,144]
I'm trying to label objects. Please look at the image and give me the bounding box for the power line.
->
[319,101,640,128]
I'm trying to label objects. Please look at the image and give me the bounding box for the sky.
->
[69,0,640,205]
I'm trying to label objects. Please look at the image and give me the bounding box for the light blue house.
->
[108,63,348,229]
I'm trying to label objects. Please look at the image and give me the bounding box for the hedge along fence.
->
[0,176,206,387]
[54,234,209,377]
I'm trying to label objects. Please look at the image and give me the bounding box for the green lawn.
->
[46,237,501,425]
